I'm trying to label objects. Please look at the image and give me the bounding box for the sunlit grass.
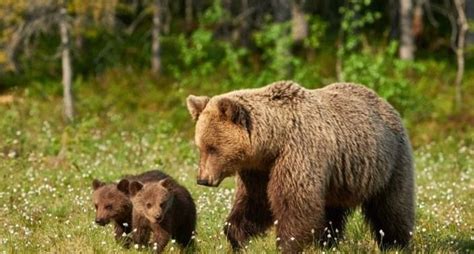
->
[0,86,472,253]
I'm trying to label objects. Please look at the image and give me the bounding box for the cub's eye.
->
[94,204,98,209]
[160,202,166,209]
[105,204,113,210]
[146,203,152,209]
[206,145,218,154]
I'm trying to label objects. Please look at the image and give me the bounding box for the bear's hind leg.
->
[318,207,352,248]
[224,171,273,251]
[362,154,414,250]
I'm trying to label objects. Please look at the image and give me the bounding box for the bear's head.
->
[92,179,131,226]
[186,95,252,187]
[129,179,174,224]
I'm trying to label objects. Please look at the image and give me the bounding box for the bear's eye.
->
[105,204,113,210]
[146,203,152,209]
[206,145,218,154]
[94,204,98,209]
[160,202,166,209]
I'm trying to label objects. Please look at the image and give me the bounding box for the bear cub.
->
[129,177,196,253]
[91,170,168,246]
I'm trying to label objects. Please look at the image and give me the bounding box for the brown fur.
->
[92,170,169,246]
[130,177,196,253]
[187,81,415,253]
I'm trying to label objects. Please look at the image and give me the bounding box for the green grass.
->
[0,77,473,253]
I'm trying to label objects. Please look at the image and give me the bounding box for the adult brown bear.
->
[186,81,415,253]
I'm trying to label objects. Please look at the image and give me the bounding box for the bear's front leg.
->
[113,222,132,248]
[131,211,151,246]
[151,224,171,254]
[268,157,326,253]
[224,171,273,251]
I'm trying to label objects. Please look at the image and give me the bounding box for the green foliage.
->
[200,0,231,25]
[253,17,328,86]
[166,0,248,88]
[0,1,473,251]
[253,20,296,82]
[342,41,428,117]
[304,16,328,49]
[337,0,427,118]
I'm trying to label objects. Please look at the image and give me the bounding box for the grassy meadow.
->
[0,69,473,253]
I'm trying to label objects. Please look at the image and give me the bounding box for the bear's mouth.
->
[196,177,222,187]
[95,218,110,226]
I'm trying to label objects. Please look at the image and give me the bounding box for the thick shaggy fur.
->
[187,81,415,253]
[130,177,196,253]
[92,170,169,246]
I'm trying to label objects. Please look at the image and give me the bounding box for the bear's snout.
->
[155,214,163,222]
[197,179,212,186]
[197,178,221,187]
[95,218,109,226]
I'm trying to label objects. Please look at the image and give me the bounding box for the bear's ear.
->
[159,178,173,189]
[92,179,105,190]
[117,179,130,194]
[186,95,210,121]
[217,98,251,130]
[129,181,143,197]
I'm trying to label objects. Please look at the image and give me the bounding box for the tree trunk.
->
[6,25,23,73]
[389,0,400,40]
[291,0,308,43]
[236,0,251,46]
[185,0,193,31]
[74,16,84,50]
[271,0,291,22]
[399,0,415,60]
[151,0,161,75]
[466,0,474,45]
[60,7,74,122]
[412,0,424,39]
[454,0,468,110]
[162,0,171,34]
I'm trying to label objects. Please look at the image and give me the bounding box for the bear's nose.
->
[95,219,107,226]
[155,215,163,222]
[197,179,211,186]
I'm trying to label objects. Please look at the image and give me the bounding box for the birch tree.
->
[291,0,308,43]
[399,0,415,60]
[0,0,118,121]
[59,6,74,122]
[151,0,161,75]
[453,0,468,110]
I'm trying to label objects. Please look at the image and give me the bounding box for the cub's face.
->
[187,96,252,187]
[130,180,174,224]
[92,179,131,226]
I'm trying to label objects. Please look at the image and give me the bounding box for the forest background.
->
[0,0,472,253]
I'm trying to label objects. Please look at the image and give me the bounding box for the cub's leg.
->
[114,222,132,247]
[151,224,171,254]
[131,211,151,246]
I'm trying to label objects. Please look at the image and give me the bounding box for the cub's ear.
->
[159,178,173,189]
[92,179,105,190]
[117,179,130,194]
[186,95,210,121]
[129,181,144,197]
[217,98,251,130]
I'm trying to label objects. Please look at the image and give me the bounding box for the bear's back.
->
[124,170,169,184]
[316,83,404,133]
